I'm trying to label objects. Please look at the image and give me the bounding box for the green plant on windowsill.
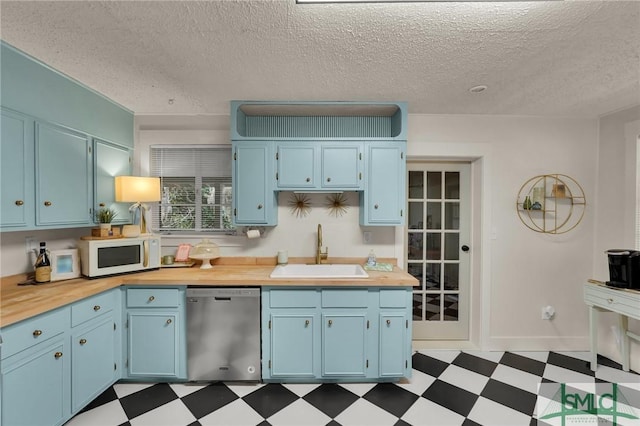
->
[96,208,118,224]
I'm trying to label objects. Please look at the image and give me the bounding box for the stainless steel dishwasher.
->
[186,287,261,381]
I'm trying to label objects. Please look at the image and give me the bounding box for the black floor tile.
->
[481,379,537,416]
[462,419,482,426]
[547,352,594,377]
[243,383,299,418]
[422,379,479,417]
[79,385,119,413]
[326,421,342,426]
[453,352,498,377]
[187,421,202,426]
[118,383,179,420]
[257,421,271,426]
[181,382,238,419]
[394,420,412,426]
[117,422,131,426]
[303,384,359,418]
[412,352,450,378]
[500,352,546,377]
[363,383,419,418]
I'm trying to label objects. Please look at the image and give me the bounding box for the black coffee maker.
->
[606,249,640,289]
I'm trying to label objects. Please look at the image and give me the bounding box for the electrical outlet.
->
[25,236,37,254]
[363,231,372,244]
[541,305,555,320]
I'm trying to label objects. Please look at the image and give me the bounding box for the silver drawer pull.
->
[166,319,172,325]
[93,305,101,311]
[33,329,42,337]
[79,338,87,345]
[148,296,155,302]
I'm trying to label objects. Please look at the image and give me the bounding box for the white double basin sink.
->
[270,263,369,279]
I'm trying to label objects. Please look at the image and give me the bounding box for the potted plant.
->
[96,208,117,230]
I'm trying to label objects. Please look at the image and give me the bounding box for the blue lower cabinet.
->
[379,312,407,377]
[71,317,117,412]
[322,313,367,377]
[127,311,180,378]
[1,339,68,426]
[270,314,316,377]
[262,287,412,382]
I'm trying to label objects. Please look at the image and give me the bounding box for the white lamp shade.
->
[115,176,161,202]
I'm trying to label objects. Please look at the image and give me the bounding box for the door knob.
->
[461,245,470,252]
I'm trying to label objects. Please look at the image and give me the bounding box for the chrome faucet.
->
[316,224,328,264]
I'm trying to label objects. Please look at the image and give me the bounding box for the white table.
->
[584,280,640,372]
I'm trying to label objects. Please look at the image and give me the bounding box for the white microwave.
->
[77,236,161,278]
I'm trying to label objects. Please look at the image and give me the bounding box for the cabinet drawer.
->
[379,289,408,308]
[1,308,69,359]
[269,289,318,308]
[71,289,116,327]
[322,289,368,308]
[127,288,180,308]
[584,284,640,320]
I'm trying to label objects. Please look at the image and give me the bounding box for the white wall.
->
[592,105,640,372]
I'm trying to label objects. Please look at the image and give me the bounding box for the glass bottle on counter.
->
[34,242,51,283]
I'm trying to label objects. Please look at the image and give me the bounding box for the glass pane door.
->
[407,163,470,340]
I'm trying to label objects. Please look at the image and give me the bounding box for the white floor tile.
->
[267,398,332,426]
[417,350,461,364]
[464,350,504,363]
[467,396,532,426]
[438,364,490,394]
[225,382,266,398]
[337,382,377,397]
[282,382,322,397]
[169,383,208,398]
[543,364,595,392]
[491,364,545,394]
[400,397,466,426]
[129,399,196,426]
[65,400,128,426]
[334,398,399,426]
[396,369,436,396]
[510,351,549,364]
[198,398,264,426]
[596,364,640,389]
[112,382,154,399]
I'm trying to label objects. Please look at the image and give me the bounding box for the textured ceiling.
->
[1,0,638,118]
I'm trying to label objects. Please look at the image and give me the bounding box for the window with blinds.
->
[150,145,234,233]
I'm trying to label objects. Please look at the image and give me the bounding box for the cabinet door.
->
[71,317,116,412]
[361,142,406,226]
[270,314,316,377]
[2,341,66,426]
[94,139,132,225]
[321,143,362,189]
[232,142,276,225]
[322,313,367,377]
[36,122,92,226]
[276,143,316,188]
[379,312,407,377]
[1,109,33,229]
[128,311,180,377]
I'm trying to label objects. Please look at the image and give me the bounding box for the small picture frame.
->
[50,249,81,282]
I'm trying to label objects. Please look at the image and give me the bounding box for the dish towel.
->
[363,262,393,272]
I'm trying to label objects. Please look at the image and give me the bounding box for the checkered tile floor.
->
[66,350,639,426]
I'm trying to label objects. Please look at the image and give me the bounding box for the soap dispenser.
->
[367,250,377,267]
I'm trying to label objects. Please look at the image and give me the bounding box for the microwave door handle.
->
[143,240,149,267]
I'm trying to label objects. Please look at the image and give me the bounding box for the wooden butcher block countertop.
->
[1,257,418,327]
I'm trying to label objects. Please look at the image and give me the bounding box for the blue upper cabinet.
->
[1,41,134,231]
[1,42,133,147]
[93,138,133,225]
[231,101,407,226]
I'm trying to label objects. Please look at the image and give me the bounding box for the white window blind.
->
[150,145,234,233]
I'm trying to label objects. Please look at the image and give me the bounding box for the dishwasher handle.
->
[214,297,231,301]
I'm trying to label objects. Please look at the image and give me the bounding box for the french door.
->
[407,163,471,340]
